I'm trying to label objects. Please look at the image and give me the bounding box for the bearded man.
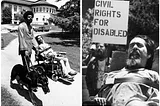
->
[83,35,159,106]
[86,43,110,96]
[18,11,38,72]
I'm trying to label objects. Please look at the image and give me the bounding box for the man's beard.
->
[126,49,141,69]
[96,50,105,60]
[126,58,141,69]
[27,19,32,24]
[39,40,43,44]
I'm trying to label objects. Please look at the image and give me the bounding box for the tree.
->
[128,0,159,43]
[2,7,12,24]
[82,8,94,58]
[58,0,80,18]
[51,0,80,33]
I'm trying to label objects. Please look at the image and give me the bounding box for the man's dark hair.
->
[35,35,42,41]
[35,34,43,39]
[35,35,43,45]
[129,35,155,69]
[23,11,34,20]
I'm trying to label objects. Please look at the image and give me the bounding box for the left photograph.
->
[1,0,80,106]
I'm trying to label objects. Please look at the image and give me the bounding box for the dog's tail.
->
[10,64,24,81]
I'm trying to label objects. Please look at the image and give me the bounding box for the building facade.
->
[1,0,58,25]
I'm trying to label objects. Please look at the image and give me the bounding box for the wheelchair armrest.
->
[35,54,46,62]
[57,52,66,55]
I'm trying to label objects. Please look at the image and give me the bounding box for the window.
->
[43,7,45,12]
[40,7,42,12]
[43,18,45,21]
[46,8,48,12]
[14,14,16,19]
[34,8,35,12]
[19,6,22,11]
[36,7,38,12]
[50,8,52,13]
[14,5,17,11]
[36,18,38,21]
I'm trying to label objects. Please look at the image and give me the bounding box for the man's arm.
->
[39,46,52,54]
[32,36,38,50]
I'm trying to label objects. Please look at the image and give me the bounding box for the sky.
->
[28,0,70,8]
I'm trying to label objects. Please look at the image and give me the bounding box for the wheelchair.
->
[35,48,66,81]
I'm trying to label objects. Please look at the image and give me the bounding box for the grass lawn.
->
[1,32,17,49]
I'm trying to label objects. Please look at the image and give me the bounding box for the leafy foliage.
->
[82,8,94,58]
[2,7,12,24]
[49,0,80,33]
[14,13,25,23]
[58,0,80,18]
[128,0,159,41]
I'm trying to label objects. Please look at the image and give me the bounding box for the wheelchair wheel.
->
[51,74,58,82]
[35,66,45,75]
[44,60,64,80]
[56,63,64,78]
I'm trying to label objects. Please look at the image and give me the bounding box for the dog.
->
[10,64,39,105]
[10,64,50,106]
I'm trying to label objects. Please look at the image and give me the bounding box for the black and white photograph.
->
[1,0,159,106]
[82,0,159,106]
[1,0,80,106]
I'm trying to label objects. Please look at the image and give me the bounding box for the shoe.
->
[68,71,77,76]
[33,88,37,92]
[64,75,74,82]
[52,74,58,82]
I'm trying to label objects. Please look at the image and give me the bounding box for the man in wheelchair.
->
[35,35,77,81]
[83,35,159,106]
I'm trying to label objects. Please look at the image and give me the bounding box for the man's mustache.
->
[97,49,103,52]
[129,49,141,59]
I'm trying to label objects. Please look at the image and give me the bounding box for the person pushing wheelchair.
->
[17,11,38,72]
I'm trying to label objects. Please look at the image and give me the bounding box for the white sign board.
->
[92,0,129,45]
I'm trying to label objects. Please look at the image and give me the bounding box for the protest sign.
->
[92,0,129,45]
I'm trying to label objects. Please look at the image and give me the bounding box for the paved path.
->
[1,38,81,106]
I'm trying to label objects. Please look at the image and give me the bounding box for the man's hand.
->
[94,97,107,106]
[35,49,39,55]
[25,50,29,56]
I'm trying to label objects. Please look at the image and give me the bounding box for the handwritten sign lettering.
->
[92,0,129,45]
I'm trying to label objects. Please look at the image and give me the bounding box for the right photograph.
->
[82,0,159,106]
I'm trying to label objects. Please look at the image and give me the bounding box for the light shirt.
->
[18,22,38,54]
[103,68,159,106]
[38,43,57,58]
